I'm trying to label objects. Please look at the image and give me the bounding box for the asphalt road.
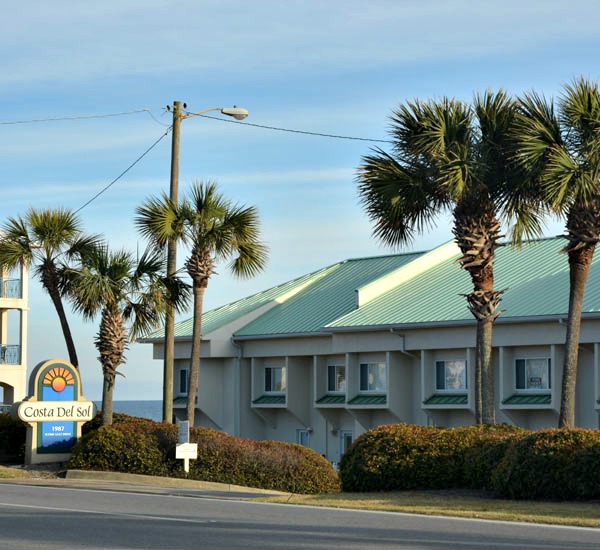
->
[0,481,599,549]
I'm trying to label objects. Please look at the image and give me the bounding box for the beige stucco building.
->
[0,263,28,412]
[142,238,600,463]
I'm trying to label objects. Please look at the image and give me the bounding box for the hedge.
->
[340,423,524,492]
[492,429,600,500]
[69,413,340,494]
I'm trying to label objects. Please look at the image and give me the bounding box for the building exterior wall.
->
[0,264,28,411]
[164,315,600,463]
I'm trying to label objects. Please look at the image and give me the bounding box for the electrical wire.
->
[196,113,393,144]
[74,127,172,214]
[0,109,154,126]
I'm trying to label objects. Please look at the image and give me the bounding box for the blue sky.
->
[1,0,598,400]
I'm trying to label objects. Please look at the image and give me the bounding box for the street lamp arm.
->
[182,106,249,121]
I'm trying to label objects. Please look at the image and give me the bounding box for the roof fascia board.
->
[355,240,459,308]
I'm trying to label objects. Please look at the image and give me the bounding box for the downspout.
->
[230,337,243,437]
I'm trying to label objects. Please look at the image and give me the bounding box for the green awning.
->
[347,394,386,405]
[502,394,551,405]
[252,395,286,405]
[316,395,345,404]
[423,394,468,405]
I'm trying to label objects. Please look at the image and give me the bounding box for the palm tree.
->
[358,91,518,424]
[67,244,188,426]
[0,208,99,368]
[136,181,268,424]
[512,77,600,427]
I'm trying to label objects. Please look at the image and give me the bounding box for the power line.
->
[0,109,155,126]
[196,113,394,144]
[74,127,172,214]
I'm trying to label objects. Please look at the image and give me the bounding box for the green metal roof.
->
[235,252,423,337]
[143,237,600,342]
[315,395,346,404]
[252,395,286,405]
[502,394,552,405]
[347,394,387,405]
[143,262,339,339]
[327,238,600,329]
[423,394,468,405]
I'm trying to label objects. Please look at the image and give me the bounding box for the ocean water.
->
[94,400,163,422]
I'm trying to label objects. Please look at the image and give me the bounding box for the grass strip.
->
[0,465,30,479]
[259,490,600,528]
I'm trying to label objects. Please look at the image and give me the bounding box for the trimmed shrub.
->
[68,414,340,494]
[492,429,600,500]
[0,413,26,461]
[340,423,524,492]
[188,427,340,494]
[68,425,170,476]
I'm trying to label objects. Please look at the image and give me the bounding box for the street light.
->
[162,100,248,424]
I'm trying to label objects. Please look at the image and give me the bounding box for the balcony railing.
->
[0,345,21,365]
[0,279,22,299]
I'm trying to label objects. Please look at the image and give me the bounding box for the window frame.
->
[359,362,387,393]
[435,360,468,393]
[264,366,286,394]
[179,368,189,395]
[327,364,346,394]
[515,357,551,392]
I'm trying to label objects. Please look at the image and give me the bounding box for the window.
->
[327,365,346,393]
[179,368,189,395]
[436,360,467,392]
[296,429,310,447]
[265,367,286,393]
[340,431,353,456]
[359,362,386,392]
[516,358,551,391]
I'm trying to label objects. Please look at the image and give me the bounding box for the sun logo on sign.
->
[42,367,74,393]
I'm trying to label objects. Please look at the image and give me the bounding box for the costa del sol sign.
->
[13,358,96,465]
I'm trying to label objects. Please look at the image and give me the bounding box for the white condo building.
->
[0,263,28,412]
[141,238,600,463]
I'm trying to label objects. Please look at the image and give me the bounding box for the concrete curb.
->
[65,469,289,496]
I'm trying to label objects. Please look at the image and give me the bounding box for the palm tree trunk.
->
[478,317,495,424]
[101,373,115,426]
[186,281,205,424]
[558,244,595,427]
[45,281,79,368]
[96,307,126,427]
[454,203,502,425]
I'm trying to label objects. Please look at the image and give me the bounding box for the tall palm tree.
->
[358,91,518,424]
[136,181,268,424]
[67,244,188,426]
[512,78,600,427]
[0,208,99,368]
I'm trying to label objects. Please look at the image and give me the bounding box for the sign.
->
[176,442,198,473]
[17,402,95,422]
[13,359,96,465]
[178,420,190,443]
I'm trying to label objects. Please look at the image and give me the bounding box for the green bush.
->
[492,429,600,500]
[340,423,523,492]
[0,413,26,461]
[68,425,170,476]
[68,414,340,494]
[188,427,340,494]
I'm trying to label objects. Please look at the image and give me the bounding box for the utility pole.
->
[163,100,182,423]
